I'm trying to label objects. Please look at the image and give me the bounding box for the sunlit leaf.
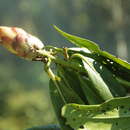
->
[82,58,113,101]
[54,25,100,52]
[62,96,130,130]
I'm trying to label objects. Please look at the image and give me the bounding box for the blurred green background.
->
[0,0,130,129]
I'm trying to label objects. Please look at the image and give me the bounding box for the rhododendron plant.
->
[1,26,130,130]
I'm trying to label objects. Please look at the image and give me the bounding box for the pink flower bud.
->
[0,26,44,60]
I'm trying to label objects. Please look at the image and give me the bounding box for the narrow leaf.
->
[49,80,73,130]
[82,59,113,101]
[57,65,87,103]
[78,76,103,104]
[54,25,100,52]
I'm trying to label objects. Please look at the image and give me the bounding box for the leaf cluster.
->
[46,26,130,130]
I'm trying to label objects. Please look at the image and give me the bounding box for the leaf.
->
[26,125,61,130]
[49,80,73,130]
[62,96,130,130]
[53,25,100,52]
[93,60,126,97]
[98,51,130,81]
[78,76,103,104]
[82,58,113,101]
[49,70,84,130]
[100,51,130,69]
[57,65,87,103]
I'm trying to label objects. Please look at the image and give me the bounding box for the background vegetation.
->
[0,0,130,129]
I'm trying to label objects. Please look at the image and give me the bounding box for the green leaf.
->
[26,125,61,130]
[56,67,85,104]
[98,51,130,81]
[100,51,130,69]
[78,76,103,104]
[82,57,113,101]
[93,60,126,97]
[53,25,100,52]
[57,65,87,103]
[49,80,73,130]
[62,96,130,130]
[49,71,84,130]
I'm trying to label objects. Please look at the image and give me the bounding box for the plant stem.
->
[44,59,66,104]
[37,49,85,72]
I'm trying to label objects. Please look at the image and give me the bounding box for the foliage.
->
[62,97,130,130]
[1,24,130,130]
[0,1,130,130]
[28,27,130,129]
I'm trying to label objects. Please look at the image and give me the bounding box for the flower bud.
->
[0,26,44,60]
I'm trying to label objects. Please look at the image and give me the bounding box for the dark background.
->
[0,0,129,129]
